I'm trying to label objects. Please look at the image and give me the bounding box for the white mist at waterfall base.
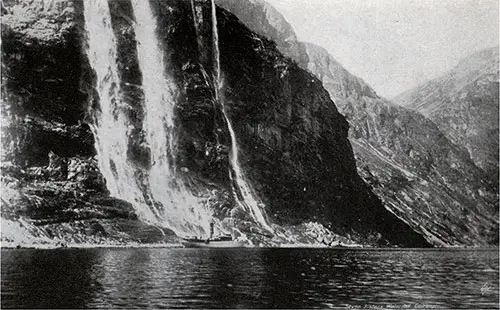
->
[210,0,273,233]
[83,0,158,223]
[130,0,212,236]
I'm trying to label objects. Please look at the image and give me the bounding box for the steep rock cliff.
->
[1,0,178,246]
[216,0,308,67]
[302,43,498,246]
[220,0,498,246]
[1,0,429,247]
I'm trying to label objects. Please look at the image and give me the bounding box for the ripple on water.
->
[1,248,498,309]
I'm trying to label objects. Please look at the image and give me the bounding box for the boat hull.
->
[181,240,242,248]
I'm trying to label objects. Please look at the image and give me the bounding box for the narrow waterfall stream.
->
[209,0,273,232]
[84,0,211,237]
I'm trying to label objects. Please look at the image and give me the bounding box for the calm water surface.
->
[1,248,498,309]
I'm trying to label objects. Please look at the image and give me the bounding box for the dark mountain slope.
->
[396,47,499,178]
[220,0,498,246]
[0,0,429,247]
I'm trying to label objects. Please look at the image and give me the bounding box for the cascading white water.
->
[130,0,212,236]
[83,0,159,222]
[190,0,199,37]
[210,0,273,232]
[83,0,211,236]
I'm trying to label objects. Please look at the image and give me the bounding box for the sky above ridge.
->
[266,0,499,98]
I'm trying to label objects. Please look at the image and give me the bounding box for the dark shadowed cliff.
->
[303,43,499,246]
[219,0,499,246]
[1,0,430,247]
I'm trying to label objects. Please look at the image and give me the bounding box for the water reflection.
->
[1,248,499,309]
[1,249,103,308]
[95,249,156,308]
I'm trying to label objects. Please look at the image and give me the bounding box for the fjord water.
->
[2,248,498,309]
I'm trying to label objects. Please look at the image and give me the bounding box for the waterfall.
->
[130,0,211,236]
[190,0,200,37]
[210,0,273,232]
[84,0,211,236]
[83,0,159,223]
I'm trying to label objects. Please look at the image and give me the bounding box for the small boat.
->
[181,235,241,248]
[181,223,242,248]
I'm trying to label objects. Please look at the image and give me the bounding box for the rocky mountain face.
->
[220,0,499,246]
[301,43,498,246]
[395,47,499,178]
[301,42,378,101]
[216,0,309,68]
[1,0,429,247]
[1,0,178,246]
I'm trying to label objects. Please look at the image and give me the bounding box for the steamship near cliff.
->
[181,223,239,248]
[1,0,498,309]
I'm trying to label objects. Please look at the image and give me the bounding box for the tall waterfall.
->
[210,0,273,232]
[130,0,211,235]
[83,0,158,222]
[84,0,211,236]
